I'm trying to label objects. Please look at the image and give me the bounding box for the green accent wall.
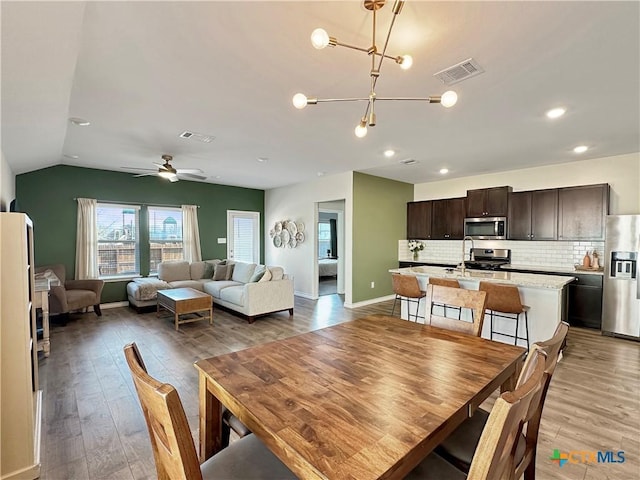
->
[352,172,413,303]
[15,165,264,303]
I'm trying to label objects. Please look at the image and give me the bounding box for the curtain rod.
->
[73,198,200,208]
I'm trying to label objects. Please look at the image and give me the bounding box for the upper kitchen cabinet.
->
[558,184,610,240]
[407,201,432,239]
[432,197,465,239]
[465,186,512,217]
[508,189,558,240]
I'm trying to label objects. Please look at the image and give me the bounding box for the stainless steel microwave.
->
[464,217,507,239]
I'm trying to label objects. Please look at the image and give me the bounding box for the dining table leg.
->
[198,372,222,462]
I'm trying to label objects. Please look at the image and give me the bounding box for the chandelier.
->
[292,0,457,138]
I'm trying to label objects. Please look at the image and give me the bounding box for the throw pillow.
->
[249,265,266,283]
[258,267,272,282]
[202,262,215,279]
[213,264,231,281]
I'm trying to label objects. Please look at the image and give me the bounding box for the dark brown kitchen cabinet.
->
[567,274,603,329]
[406,201,432,239]
[558,184,609,240]
[431,197,465,239]
[508,189,558,240]
[465,186,511,217]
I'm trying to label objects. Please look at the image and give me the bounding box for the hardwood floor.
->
[38,296,639,479]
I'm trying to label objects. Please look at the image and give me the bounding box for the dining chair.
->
[428,277,463,319]
[479,282,530,350]
[426,284,487,337]
[435,321,569,480]
[404,348,547,480]
[123,343,296,480]
[391,273,426,322]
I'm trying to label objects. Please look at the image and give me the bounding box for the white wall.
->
[415,152,640,214]
[265,172,353,302]
[0,151,15,212]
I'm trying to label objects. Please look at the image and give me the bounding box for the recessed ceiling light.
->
[545,107,566,119]
[384,149,395,158]
[317,171,326,176]
[573,145,588,154]
[215,175,221,179]
[257,157,268,163]
[439,168,449,175]
[63,154,79,159]
[69,117,90,126]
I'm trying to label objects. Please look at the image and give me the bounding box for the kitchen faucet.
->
[461,236,474,274]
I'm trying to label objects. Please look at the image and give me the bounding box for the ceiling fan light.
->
[292,93,308,109]
[397,54,413,70]
[441,90,458,108]
[158,170,174,179]
[310,28,330,49]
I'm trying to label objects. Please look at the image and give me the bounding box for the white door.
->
[227,210,260,263]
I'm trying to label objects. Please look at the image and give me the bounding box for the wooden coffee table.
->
[157,288,213,331]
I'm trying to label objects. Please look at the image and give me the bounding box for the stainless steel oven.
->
[464,217,507,240]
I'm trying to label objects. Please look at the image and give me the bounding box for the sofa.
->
[127,260,294,323]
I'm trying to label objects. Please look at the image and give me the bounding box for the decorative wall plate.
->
[295,231,305,242]
[286,221,297,236]
[289,237,297,248]
[281,229,291,244]
[273,235,282,247]
[274,222,283,234]
[296,221,305,233]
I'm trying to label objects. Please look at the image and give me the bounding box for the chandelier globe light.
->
[292,0,458,138]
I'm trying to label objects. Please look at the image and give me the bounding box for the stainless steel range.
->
[465,248,511,271]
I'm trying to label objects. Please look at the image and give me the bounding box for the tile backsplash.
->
[399,239,605,269]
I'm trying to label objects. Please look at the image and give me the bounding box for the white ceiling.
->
[2,1,639,190]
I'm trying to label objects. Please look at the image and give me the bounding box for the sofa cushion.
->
[158,261,190,282]
[213,263,234,281]
[190,261,206,280]
[219,285,245,306]
[167,280,205,291]
[231,262,257,284]
[259,268,272,282]
[249,265,266,283]
[268,266,284,281]
[203,280,242,298]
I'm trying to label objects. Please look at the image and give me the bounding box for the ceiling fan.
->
[123,154,207,182]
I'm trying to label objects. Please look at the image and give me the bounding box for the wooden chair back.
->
[124,343,203,480]
[514,321,569,480]
[467,349,547,480]
[478,282,524,314]
[426,284,486,336]
[392,273,424,299]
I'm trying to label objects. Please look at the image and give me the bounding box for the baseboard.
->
[101,301,129,310]
[294,291,317,300]
[344,294,395,309]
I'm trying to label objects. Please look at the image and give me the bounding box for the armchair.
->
[35,264,104,316]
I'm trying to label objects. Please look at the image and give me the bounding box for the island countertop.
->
[389,265,575,290]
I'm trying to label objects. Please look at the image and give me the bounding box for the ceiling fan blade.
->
[176,168,204,174]
[178,173,207,181]
[133,173,158,177]
[153,162,169,170]
[168,175,179,183]
[122,166,156,172]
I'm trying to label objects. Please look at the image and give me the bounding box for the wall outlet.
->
[217,238,227,244]
[370,281,375,288]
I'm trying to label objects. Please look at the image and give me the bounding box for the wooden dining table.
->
[194,314,526,479]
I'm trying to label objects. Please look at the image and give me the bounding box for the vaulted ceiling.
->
[2,1,639,189]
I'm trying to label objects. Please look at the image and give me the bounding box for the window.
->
[318,221,332,258]
[97,204,140,277]
[148,206,184,273]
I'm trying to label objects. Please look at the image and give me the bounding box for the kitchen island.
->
[389,265,575,347]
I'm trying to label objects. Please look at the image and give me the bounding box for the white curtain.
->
[182,205,202,262]
[75,198,98,279]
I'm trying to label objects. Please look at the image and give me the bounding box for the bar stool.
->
[391,274,426,322]
[478,281,530,349]
[428,277,463,319]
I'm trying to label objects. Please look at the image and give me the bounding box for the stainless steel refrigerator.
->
[602,215,640,339]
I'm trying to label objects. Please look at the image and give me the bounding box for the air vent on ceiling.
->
[400,159,418,166]
[179,131,215,143]
[433,58,484,86]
